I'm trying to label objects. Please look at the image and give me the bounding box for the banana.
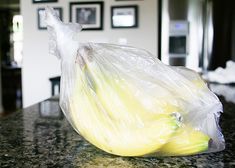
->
[85,59,181,117]
[159,125,210,156]
[45,7,222,157]
[69,64,179,156]
[69,51,213,157]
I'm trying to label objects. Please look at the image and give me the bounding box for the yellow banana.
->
[159,125,210,156]
[69,64,179,156]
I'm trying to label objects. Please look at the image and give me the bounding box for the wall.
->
[21,0,158,107]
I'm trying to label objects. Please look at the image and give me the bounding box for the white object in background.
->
[203,61,235,84]
[210,84,235,104]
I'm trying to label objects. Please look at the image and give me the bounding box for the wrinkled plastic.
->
[45,7,225,156]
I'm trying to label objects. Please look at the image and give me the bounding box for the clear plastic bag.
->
[45,7,225,156]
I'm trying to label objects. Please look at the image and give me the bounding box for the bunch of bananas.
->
[69,46,210,157]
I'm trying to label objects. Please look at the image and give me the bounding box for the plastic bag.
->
[45,7,225,156]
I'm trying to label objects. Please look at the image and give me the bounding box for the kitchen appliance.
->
[159,0,213,72]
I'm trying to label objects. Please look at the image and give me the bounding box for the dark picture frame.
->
[33,0,58,3]
[70,1,104,31]
[111,5,138,28]
[37,7,62,30]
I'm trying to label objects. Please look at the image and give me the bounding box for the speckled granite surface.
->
[0,85,235,168]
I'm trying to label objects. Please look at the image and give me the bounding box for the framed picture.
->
[37,7,62,30]
[111,5,138,28]
[33,0,58,3]
[70,1,104,31]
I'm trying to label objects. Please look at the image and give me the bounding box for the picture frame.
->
[37,7,62,30]
[111,5,138,28]
[33,0,58,3]
[70,1,104,31]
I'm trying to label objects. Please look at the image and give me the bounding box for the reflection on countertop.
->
[0,90,235,167]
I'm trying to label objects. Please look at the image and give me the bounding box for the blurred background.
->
[0,0,234,114]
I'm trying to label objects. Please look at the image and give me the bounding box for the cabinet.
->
[2,66,22,111]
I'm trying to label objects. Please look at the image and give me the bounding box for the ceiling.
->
[0,0,19,9]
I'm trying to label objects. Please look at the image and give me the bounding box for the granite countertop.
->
[1,85,235,168]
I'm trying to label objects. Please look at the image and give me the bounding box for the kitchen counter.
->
[1,85,235,168]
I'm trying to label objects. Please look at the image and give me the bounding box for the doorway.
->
[0,0,22,114]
